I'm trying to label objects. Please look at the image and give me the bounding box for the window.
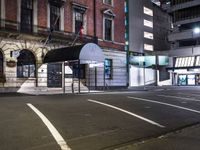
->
[72,3,87,35]
[75,10,84,34]
[144,19,153,28]
[196,56,200,66]
[144,32,154,39]
[144,44,154,51]
[17,50,36,78]
[103,9,115,41]
[0,51,3,76]
[50,4,60,31]
[105,59,112,79]
[104,18,112,41]
[143,7,153,16]
[104,0,112,5]
[21,0,33,33]
[175,57,195,67]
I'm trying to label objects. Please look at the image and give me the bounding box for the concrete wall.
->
[128,0,153,53]
[129,65,155,86]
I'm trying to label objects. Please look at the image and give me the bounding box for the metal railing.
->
[0,19,94,44]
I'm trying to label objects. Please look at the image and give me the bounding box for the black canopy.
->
[43,43,105,64]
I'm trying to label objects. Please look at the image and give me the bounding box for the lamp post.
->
[193,27,200,44]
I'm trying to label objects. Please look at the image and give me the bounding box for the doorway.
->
[47,63,62,87]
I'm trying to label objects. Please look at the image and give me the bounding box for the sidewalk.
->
[1,85,200,96]
[114,123,200,150]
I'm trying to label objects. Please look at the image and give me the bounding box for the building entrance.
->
[47,63,62,87]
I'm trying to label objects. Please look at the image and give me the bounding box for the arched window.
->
[0,51,3,76]
[17,50,36,78]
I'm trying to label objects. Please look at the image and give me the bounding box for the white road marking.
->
[88,99,165,128]
[128,96,200,114]
[158,94,200,102]
[27,103,71,150]
[78,91,143,95]
[178,92,200,97]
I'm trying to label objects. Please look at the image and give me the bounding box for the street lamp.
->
[193,27,200,34]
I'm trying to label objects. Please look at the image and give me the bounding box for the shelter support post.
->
[104,64,105,90]
[95,67,97,90]
[88,66,90,93]
[78,60,81,94]
[62,62,65,94]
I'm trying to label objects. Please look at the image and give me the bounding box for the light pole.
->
[193,27,200,46]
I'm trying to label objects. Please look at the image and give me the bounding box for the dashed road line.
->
[88,99,165,128]
[27,103,71,150]
[128,96,200,114]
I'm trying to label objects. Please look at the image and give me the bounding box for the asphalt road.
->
[0,87,200,150]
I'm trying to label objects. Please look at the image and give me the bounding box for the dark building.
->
[126,0,170,86]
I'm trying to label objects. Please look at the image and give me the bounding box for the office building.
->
[168,0,200,86]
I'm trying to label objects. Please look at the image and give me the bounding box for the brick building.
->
[0,0,126,93]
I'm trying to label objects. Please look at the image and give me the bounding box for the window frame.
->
[143,6,153,17]
[0,50,3,77]
[20,0,33,33]
[17,50,36,78]
[72,4,87,35]
[144,43,154,51]
[74,10,84,34]
[49,3,61,31]
[103,17,114,41]
[103,0,113,6]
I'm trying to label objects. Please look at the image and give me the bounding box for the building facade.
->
[0,0,126,93]
[168,0,200,86]
[126,0,170,86]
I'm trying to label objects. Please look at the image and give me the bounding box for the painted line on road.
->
[27,103,71,150]
[128,96,200,114]
[178,92,200,97]
[88,99,165,128]
[158,94,200,102]
[78,91,145,96]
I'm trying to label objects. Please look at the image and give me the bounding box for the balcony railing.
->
[0,19,94,44]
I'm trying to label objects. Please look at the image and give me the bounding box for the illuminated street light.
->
[193,27,200,34]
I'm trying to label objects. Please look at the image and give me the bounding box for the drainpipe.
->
[94,0,97,90]
[93,0,98,44]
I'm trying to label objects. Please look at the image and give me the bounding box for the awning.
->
[43,43,105,64]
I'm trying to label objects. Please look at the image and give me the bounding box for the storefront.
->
[178,74,200,86]
[169,56,200,86]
